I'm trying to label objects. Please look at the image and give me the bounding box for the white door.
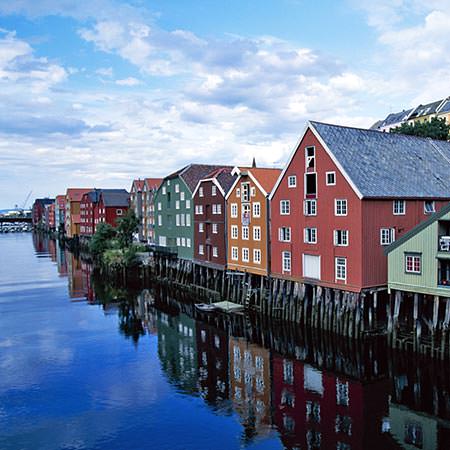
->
[303,254,321,279]
[159,236,167,247]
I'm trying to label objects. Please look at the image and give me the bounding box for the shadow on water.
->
[32,234,450,449]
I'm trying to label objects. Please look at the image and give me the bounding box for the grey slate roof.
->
[100,189,130,207]
[438,99,450,114]
[166,164,232,192]
[410,100,443,119]
[377,109,412,129]
[310,121,450,198]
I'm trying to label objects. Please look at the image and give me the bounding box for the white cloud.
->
[95,66,113,77]
[115,77,142,86]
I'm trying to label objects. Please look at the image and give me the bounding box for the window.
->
[185,200,190,209]
[212,223,218,234]
[180,214,185,226]
[176,237,181,246]
[405,253,421,274]
[199,244,204,255]
[241,183,250,202]
[253,226,261,241]
[242,248,249,262]
[212,185,217,196]
[279,227,291,242]
[280,200,290,215]
[212,204,217,214]
[231,203,238,218]
[242,226,249,240]
[216,204,222,214]
[231,246,238,260]
[253,249,261,264]
[335,257,347,281]
[195,205,203,215]
[236,188,240,198]
[282,251,291,272]
[231,225,238,239]
[304,227,317,244]
[336,379,349,406]
[175,200,180,210]
[334,230,349,246]
[162,186,166,195]
[180,192,185,201]
[305,173,317,196]
[424,201,435,214]
[175,184,180,193]
[186,238,191,247]
[304,199,317,216]
[305,146,315,169]
[288,175,297,187]
[213,247,218,257]
[181,237,186,247]
[199,222,204,233]
[186,214,191,226]
[199,187,203,197]
[250,187,256,197]
[158,215,162,226]
[393,200,405,215]
[176,214,180,226]
[158,202,162,211]
[252,202,261,218]
[326,171,336,185]
[380,228,395,245]
[335,199,347,216]
[116,209,123,215]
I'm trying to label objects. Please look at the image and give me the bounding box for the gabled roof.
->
[376,109,413,129]
[167,164,231,193]
[66,188,93,202]
[385,202,450,254]
[409,99,443,119]
[34,198,54,206]
[438,97,450,114]
[193,167,236,197]
[227,166,281,199]
[309,121,450,198]
[100,189,130,207]
[144,177,163,190]
[130,179,144,192]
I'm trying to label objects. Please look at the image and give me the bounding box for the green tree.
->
[89,222,116,259]
[391,116,450,140]
[116,209,139,248]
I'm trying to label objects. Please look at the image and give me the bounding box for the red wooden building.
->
[272,354,389,450]
[193,167,235,269]
[270,122,450,292]
[32,198,54,226]
[80,189,101,237]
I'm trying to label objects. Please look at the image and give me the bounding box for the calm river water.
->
[0,233,449,450]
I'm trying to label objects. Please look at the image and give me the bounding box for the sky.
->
[1,0,450,208]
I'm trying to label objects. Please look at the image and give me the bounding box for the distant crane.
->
[14,190,32,214]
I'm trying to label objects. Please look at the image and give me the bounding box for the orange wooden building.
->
[225,167,281,276]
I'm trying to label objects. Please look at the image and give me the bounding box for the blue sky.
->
[0,0,449,208]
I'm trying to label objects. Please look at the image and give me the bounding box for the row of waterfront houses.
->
[32,120,450,298]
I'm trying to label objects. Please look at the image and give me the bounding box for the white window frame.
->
[326,171,336,186]
[175,200,180,210]
[175,184,180,193]
[212,223,218,234]
[280,200,290,215]
[252,202,261,218]
[334,230,349,246]
[236,188,240,198]
[278,227,291,242]
[393,200,405,215]
[424,200,435,215]
[305,146,315,169]
[186,238,191,248]
[380,228,395,245]
[250,186,256,197]
[253,249,261,264]
[405,253,421,274]
[198,244,204,255]
[212,185,217,196]
[162,186,166,195]
[253,226,261,241]
[180,192,185,201]
[158,215,162,226]
[231,225,238,239]
[231,246,238,261]
[335,257,347,281]
[288,175,297,188]
[242,247,249,263]
[185,200,190,209]
[242,226,249,240]
[199,186,203,197]
[231,203,238,218]
[304,199,317,216]
[282,251,291,273]
[199,222,204,233]
[304,227,317,244]
[335,199,348,216]
[186,214,191,226]
[212,246,218,258]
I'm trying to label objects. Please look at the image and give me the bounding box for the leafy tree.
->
[116,209,139,248]
[391,116,450,140]
[89,222,116,259]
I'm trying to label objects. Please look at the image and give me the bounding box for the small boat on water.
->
[195,303,217,313]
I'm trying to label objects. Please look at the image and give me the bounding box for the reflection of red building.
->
[195,322,230,410]
[48,238,57,262]
[81,260,95,303]
[67,253,86,299]
[272,354,389,450]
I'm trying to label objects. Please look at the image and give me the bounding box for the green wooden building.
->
[386,203,450,297]
[154,164,223,260]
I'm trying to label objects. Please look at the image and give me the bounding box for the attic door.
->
[303,254,321,280]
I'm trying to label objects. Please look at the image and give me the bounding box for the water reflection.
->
[29,234,450,449]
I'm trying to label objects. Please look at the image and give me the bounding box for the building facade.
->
[226,167,281,276]
[270,122,450,292]
[32,198,54,226]
[386,203,450,298]
[154,164,224,260]
[193,168,235,269]
[130,179,145,241]
[143,178,162,244]
[97,190,129,229]
[55,195,66,232]
[65,188,93,238]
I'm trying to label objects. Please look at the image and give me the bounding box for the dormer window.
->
[305,146,315,170]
